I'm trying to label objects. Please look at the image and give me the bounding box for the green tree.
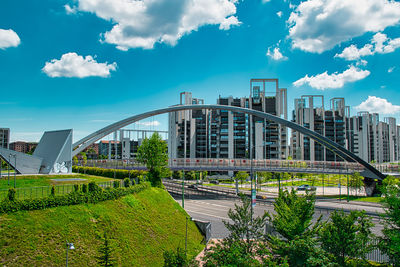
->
[202,194,269,266]
[72,156,78,166]
[349,172,364,196]
[235,171,248,187]
[265,189,326,266]
[80,152,87,166]
[379,183,400,265]
[172,170,183,180]
[96,232,115,267]
[137,133,168,187]
[185,171,196,180]
[163,247,188,267]
[318,210,374,265]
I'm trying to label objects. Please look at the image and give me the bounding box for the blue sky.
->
[1,0,400,142]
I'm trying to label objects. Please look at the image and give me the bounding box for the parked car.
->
[210,180,220,185]
[297,184,316,191]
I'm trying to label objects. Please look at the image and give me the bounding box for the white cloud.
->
[0,29,20,49]
[137,121,161,127]
[42,52,117,78]
[64,4,77,14]
[266,47,287,61]
[288,0,400,53]
[262,0,271,3]
[276,11,283,18]
[335,32,400,61]
[388,66,395,73]
[75,0,241,50]
[293,65,370,90]
[355,96,400,114]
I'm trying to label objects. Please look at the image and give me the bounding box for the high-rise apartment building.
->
[0,128,10,149]
[168,79,288,160]
[290,96,347,161]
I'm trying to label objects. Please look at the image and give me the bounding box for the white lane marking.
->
[189,200,234,208]
[185,209,231,221]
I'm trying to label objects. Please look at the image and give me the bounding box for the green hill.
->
[0,187,204,266]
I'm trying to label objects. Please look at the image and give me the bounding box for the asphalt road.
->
[174,197,386,239]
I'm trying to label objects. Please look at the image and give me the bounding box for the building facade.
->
[168,79,288,160]
[9,141,38,154]
[0,128,10,149]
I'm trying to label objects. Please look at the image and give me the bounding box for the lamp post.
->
[182,170,185,208]
[65,241,75,267]
[10,154,16,188]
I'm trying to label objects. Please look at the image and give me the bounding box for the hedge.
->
[72,166,146,179]
[0,182,150,214]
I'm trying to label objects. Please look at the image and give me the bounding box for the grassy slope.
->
[0,187,204,266]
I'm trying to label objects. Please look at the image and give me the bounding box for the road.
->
[174,197,386,239]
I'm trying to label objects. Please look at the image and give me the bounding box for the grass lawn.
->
[320,195,383,203]
[0,173,114,190]
[0,187,205,266]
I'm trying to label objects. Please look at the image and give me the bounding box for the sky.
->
[1,0,400,143]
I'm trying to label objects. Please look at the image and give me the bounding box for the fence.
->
[0,180,122,201]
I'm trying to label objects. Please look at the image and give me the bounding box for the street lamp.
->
[66,241,75,267]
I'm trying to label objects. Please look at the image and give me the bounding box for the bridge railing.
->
[79,158,368,173]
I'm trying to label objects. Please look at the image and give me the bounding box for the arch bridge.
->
[73,104,386,188]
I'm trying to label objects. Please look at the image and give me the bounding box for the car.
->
[188,184,198,189]
[297,184,316,191]
[210,180,220,185]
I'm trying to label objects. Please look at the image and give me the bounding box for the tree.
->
[202,194,269,266]
[80,152,87,166]
[137,132,169,187]
[96,232,115,266]
[349,172,364,196]
[235,171,248,187]
[318,210,374,265]
[72,156,78,166]
[172,170,183,180]
[379,183,400,265]
[185,171,196,180]
[265,189,326,266]
[163,247,188,267]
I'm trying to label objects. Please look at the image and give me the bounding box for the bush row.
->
[0,182,150,214]
[72,166,146,179]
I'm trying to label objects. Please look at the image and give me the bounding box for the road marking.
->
[185,209,231,221]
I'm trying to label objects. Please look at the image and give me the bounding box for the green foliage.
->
[349,173,364,196]
[124,178,130,188]
[184,171,196,180]
[235,171,248,186]
[96,232,115,267]
[137,133,169,187]
[0,183,150,214]
[72,156,78,166]
[379,184,400,265]
[82,183,88,193]
[318,210,374,265]
[113,180,120,188]
[266,189,325,266]
[163,247,188,267]
[50,186,55,196]
[74,184,79,192]
[72,166,145,180]
[80,152,88,166]
[202,194,269,266]
[172,171,183,180]
[88,182,98,192]
[7,188,16,201]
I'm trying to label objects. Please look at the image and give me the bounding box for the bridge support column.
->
[363,178,379,197]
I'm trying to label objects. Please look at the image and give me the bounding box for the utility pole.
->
[182,170,185,208]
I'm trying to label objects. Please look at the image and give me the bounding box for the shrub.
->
[0,183,150,214]
[71,166,146,180]
[51,186,55,196]
[89,182,99,192]
[82,184,88,193]
[74,184,79,192]
[124,178,130,188]
[7,188,16,201]
[113,180,120,188]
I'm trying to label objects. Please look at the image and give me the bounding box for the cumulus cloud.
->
[276,11,283,18]
[266,47,287,60]
[42,52,117,78]
[355,96,400,114]
[74,0,241,50]
[293,65,370,90]
[288,0,400,53]
[64,4,77,14]
[335,32,400,61]
[0,29,20,49]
